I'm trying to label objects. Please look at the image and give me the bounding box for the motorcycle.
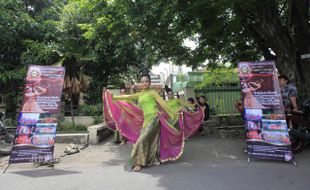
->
[0,112,13,156]
[289,100,310,153]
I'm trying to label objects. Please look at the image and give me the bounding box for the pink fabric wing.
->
[103,91,144,143]
[158,112,184,162]
[183,108,204,139]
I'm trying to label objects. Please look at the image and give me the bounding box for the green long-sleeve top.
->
[114,90,174,121]
[167,98,195,113]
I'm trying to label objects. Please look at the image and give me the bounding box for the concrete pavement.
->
[1,136,310,190]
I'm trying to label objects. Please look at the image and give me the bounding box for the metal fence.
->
[195,85,241,114]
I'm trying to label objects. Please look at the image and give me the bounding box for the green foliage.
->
[58,122,87,133]
[91,116,103,125]
[0,0,36,84]
[113,0,262,68]
[176,74,186,82]
[197,68,239,88]
[1,0,309,113]
[78,103,102,116]
[21,40,61,65]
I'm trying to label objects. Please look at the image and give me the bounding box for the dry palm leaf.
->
[64,90,71,100]
[79,73,91,91]
[63,75,72,89]
[71,77,81,94]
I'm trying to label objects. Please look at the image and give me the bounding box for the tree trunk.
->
[239,0,310,102]
[288,0,310,102]
[70,96,75,126]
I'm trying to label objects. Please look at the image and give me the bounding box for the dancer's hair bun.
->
[165,85,172,93]
[139,68,150,76]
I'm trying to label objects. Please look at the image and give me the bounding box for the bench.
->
[87,123,112,144]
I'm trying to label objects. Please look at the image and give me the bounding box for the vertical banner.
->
[10,65,65,163]
[238,61,293,161]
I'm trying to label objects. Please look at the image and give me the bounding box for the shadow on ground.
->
[12,168,80,178]
[137,136,310,190]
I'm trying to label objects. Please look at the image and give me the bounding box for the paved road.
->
[1,136,310,190]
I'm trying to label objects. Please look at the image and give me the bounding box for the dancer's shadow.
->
[100,138,132,171]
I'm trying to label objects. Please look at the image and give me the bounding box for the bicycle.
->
[0,112,13,155]
[288,100,310,153]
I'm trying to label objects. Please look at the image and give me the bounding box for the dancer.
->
[197,95,210,135]
[166,88,183,112]
[166,88,195,111]
[22,85,47,112]
[113,86,130,145]
[166,89,204,139]
[187,97,199,112]
[104,72,185,172]
[241,79,265,108]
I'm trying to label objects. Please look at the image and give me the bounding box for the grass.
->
[57,122,87,133]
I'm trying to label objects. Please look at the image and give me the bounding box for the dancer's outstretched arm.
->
[113,93,140,101]
[177,99,195,108]
[149,91,174,118]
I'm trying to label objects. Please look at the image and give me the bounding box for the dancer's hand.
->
[102,87,106,97]
[131,84,141,91]
[102,87,112,97]
[292,107,300,113]
[131,84,136,90]
[106,89,113,95]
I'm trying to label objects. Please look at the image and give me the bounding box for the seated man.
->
[278,75,299,113]
[198,95,210,135]
[279,75,299,129]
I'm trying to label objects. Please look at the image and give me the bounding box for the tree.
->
[197,68,239,88]
[232,0,310,100]
[21,0,146,104]
[59,0,144,104]
[114,0,310,100]
[1,0,144,118]
[0,0,39,118]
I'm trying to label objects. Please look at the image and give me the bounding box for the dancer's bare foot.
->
[153,161,160,166]
[133,165,142,172]
[120,141,126,145]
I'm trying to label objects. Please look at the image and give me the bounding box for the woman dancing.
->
[114,86,130,145]
[241,79,265,108]
[166,88,204,138]
[103,72,183,172]
[22,85,47,113]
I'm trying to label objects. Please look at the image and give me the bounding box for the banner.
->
[10,65,65,163]
[238,61,293,161]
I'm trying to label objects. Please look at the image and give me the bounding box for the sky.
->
[151,37,197,76]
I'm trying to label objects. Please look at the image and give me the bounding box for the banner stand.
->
[2,162,11,174]
[238,61,295,164]
[247,155,298,167]
[292,160,298,167]
[3,65,65,172]
[2,157,61,174]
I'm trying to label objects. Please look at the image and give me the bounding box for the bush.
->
[92,115,102,125]
[57,122,87,133]
[78,103,102,116]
